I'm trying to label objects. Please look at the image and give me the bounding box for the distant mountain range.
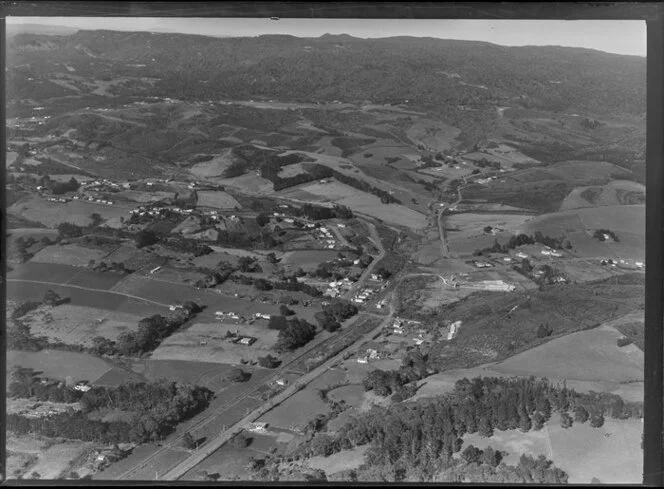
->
[6,23,79,36]
[7,28,646,119]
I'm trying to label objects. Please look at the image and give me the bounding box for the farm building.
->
[247,422,268,433]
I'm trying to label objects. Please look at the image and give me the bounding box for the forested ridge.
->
[8,31,645,118]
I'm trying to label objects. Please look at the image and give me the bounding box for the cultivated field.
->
[150,322,279,364]
[196,190,241,209]
[30,244,110,268]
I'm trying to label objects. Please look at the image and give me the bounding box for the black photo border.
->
[1,1,662,486]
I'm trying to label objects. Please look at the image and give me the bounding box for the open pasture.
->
[196,190,241,209]
[7,349,113,384]
[518,205,644,260]
[419,164,475,180]
[30,243,109,268]
[280,250,341,271]
[284,180,428,230]
[8,262,126,290]
[406,118,461,152]
[560,180,645,210]
[7,279,166,316]
[257,386,330,431]
[217,173,274,194]
[462,417,642,484]
[180,443,255,481]
[545,160,632,184]
[306,445,369,475]
[21,303,143,347]
[7,227,59,242]
[150,321,279,364]
[114,190,175,203]
[6,435,97,480]
[189,151,235,178]
[134,359,239,391]
[445,212,533,254]
[9,196,132,228]
[492,324,643,383]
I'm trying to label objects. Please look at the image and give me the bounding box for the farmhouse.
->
[247,422,268,433]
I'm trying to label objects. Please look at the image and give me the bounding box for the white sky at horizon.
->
[6,17,647,57]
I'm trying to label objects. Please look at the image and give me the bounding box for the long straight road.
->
[161,310,393,480]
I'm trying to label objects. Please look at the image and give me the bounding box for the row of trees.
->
[474,232,570,256]
[307,164,402,204]
[231,274,323,297]
[90,302,202,357]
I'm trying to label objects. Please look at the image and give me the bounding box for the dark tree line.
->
[307,164,402,204]
[231,274,323,297]
[474,232,569,256]
[91,302,202,357]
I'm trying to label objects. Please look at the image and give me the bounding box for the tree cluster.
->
[593,229,620,242]
[299,376,640,480]
[275,317,317,352]
[7,380,213,444]
[473,232,565,256]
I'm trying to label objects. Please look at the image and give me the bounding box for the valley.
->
[4,25,646,484]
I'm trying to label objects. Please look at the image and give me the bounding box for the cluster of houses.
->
[351,285,378,304]
[388,317,423,336]
[357,348,380,364]
[324,277,355,298]
[44,196,71,203]
[541,248,563,257]
[216,310,242,321]
[73,194,114,205]
[83,179,123,192]
[600,258,644,269]
[130,205,193,217]
[316,226,337,249]
[247,422,269,433]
